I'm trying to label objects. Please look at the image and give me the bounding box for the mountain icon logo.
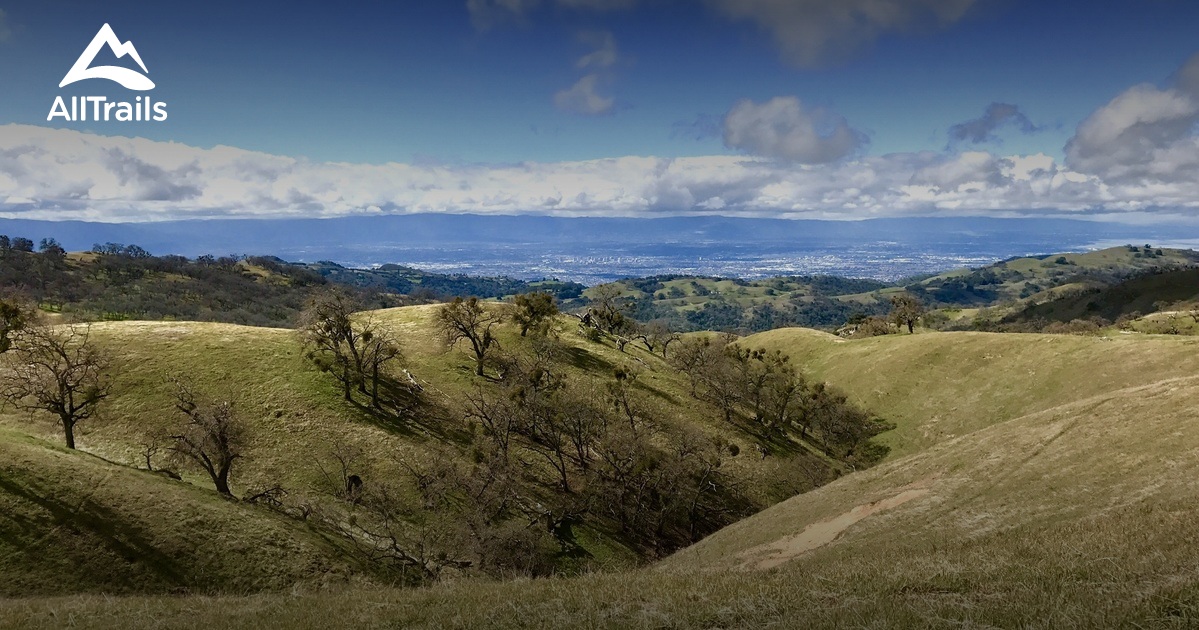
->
[59,23,155,91]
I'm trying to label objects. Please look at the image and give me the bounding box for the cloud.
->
[948,103,1039,145]
[706,0,978,67]
[9,123,1199,223]
[553,74,614,115]
[722,96,866,163]
[1065,53,1199,183]
[555,31,621,115]
[0,9,11,43]
[575,30,618,69]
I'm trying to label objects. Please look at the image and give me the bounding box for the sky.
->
[0,0,1198,222]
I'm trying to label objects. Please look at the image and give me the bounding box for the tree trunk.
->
[371,362,380,408]
[62,417,76,450]
[214,464,233,497]
[907,320,914,334]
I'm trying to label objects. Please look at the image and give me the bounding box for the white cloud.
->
[722,96,866,163]
[1065,54,1199,183]
[706,0,978,67]
[554,31,621,114]
[553,73,615,115]
[5,123,1199,223]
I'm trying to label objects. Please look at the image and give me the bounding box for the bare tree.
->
[168,378,245,497]
[636,320,681,358]
[1,323,111,449]
[436,297,503,377]
[668,336,721,398]
[301,290,402,404]
[362,326,404,409]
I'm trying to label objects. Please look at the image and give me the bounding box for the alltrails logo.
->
[47,23,168,122]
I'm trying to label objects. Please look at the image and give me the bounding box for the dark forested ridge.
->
[0,237,585,327]
[3,233,1197,335]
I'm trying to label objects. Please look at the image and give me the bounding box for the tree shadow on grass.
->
[345,380,471,445]
[0,472,189,594]
[561,345,616,374]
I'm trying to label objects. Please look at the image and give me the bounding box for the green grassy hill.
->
[51,309,827,507]
[583,246,1198,334]
[6,328,1199,627]
[0,429,366,597]
[998,267,1199,326]
[0,305,852,594]
[910,244,1197,305]
[737,327,1199,457]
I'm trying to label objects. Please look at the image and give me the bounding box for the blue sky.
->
[0,0,1198,221]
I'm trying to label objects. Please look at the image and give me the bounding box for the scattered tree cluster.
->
[669,335,891,465]
[301,289,413,411]
[295,300,769,577]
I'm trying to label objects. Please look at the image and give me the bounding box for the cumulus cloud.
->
[722,96,866,163]
[553,74,614,115]
[7,123,1199,223]
[706,0,978,67]
[948,103,1039,145]
[1065,53,1199,183]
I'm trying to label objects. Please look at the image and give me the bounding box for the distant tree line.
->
[313,261,584,302]
[0,235,584,328]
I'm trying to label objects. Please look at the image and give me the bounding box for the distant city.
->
[3,214,1197,284]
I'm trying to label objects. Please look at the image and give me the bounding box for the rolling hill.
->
[996,266,1199,327]
[4,327,1199,627]
[588,245,1199,334]
[0,304,862,597]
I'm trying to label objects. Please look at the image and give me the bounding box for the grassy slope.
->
[0,306,825,589]
[6,329,1199,626]
[740,327,1199,458]
[5,374,1199,627]
[0,429,364,597]
[1006,267,1199,324]
[39,308,785,501]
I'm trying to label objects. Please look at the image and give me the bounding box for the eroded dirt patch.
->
[738,487,930,570]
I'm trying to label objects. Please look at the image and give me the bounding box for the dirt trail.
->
[737,487,930,570]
